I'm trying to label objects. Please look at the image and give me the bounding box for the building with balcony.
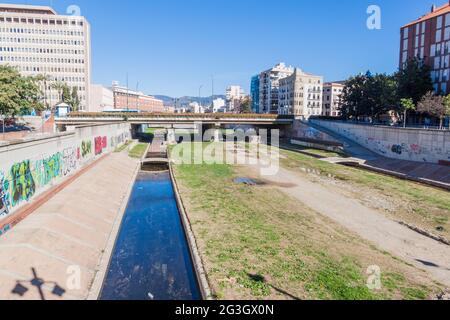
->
[278,68,323,118]
[111,82,164,113]
[0,3,91,110]
[226,85,245,112]
[322,82,344,117]
[400,2,450,94]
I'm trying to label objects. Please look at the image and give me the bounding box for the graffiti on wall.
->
[0,172,10,217]
[10,160,36,208]
[0,129,129,221]
[62,147,77,176]
[81,140,92,158]
[33,153,62,188]
[94,136,107,155]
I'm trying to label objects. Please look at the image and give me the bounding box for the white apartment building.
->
[226,85,245,111]
[278,68,323,118]
[90,84,114,112]
[258,62,295,114]
[0,4,91,110]
[187,101,205,114]
[322,82,344,117]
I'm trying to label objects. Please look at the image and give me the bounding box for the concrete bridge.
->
[55,113,294,127]
[55,113,295,143]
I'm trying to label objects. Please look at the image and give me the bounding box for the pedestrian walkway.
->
[0,152,139,300]
[308,121,450,188]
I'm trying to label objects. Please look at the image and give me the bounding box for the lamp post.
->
[1,115,5,141]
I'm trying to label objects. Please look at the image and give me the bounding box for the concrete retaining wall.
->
[0,123,131,225]
[311,120,450,164]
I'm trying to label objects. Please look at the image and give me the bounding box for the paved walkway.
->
[308,121,450,187]
[0,152,139,300]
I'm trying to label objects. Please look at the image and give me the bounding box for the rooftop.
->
[402,2,450,28]
[0,3,57,15]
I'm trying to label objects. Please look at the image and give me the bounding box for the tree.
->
[70,87,80,112]
[443,94,450,129]
[417,92,446,129]
[0,65,44,117]
[396,58,433,104]
[399,98,415,128]
[339,72,397,120]
[239,97,252,114]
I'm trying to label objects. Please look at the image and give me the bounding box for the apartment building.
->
[111,82,164,112]
[0,3,91,110]
[226,85,245,112]
[258,62,295,114]
[278,68,323,118]
[322,82,344,117]
[400,2,450,94]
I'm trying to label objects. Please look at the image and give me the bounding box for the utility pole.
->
[199,85,203,107]
[136,81,140,111]
[211,75,214,111]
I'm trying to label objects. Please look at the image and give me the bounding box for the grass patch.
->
[128,143,147,159]
[172,144,440,300]
[114,141,131,153]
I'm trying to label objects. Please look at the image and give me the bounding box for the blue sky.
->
[2,0,443,96]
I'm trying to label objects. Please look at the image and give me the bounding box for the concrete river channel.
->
[100,138,202,300]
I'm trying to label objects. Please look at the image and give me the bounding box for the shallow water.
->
[100,171,201,300]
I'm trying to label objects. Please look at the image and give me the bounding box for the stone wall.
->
[0,123,131,225]
[311,120,450,164]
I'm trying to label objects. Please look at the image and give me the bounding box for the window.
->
[446,13,450,27]
[438,16,443,29]
[436,30,442,42]
[403,27,409,39]
[445,27,450,41]
[422,22,426,33]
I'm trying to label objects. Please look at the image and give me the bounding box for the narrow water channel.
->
[100,170,201,300]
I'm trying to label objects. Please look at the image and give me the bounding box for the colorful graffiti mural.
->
[0,128,130,222]
[95,136,107,155]
[10,160,36,208]
[33,153,62,188]
[0,172,11,217]
[81,140,92,158]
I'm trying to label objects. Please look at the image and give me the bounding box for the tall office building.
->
[0,3,91,110]
[250,75,260,113]
[400,2,450,94]
[258,62,294,114]
[278,68,323,118]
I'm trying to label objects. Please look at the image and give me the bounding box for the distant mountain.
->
[153,95,226,108]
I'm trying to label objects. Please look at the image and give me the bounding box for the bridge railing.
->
[66,112,295,121]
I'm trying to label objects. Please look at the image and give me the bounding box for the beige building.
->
[278,68,323,118]
[90,84,114,112]
[0,3,91,111]
[259,62,295,114]
[226,85,245,112]
[322,82,344,117]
